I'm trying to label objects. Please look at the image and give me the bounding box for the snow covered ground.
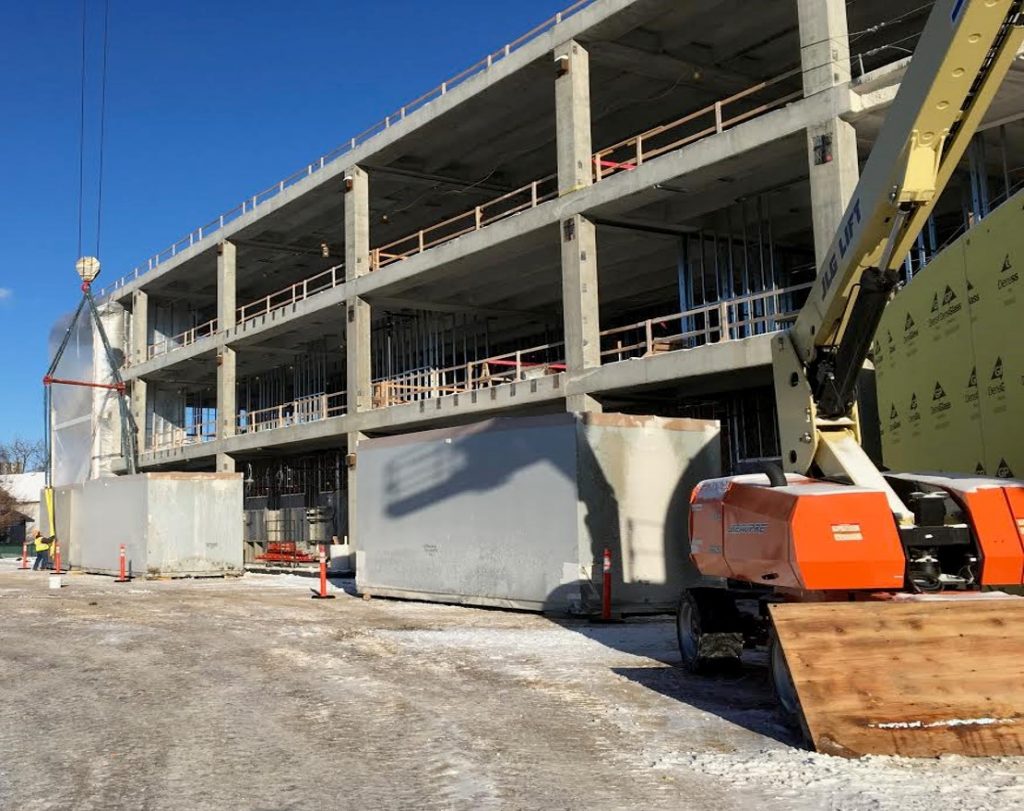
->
[0,560,1021,810]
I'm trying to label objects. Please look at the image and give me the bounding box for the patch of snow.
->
[675,748,1024,811]
[872,717,1022,730]
[237,572,351,594]
[891,591,1021,602]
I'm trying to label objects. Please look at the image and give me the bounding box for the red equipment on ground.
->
[255,541,317,566]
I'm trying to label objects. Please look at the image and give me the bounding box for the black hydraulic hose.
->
[759,462,788,488]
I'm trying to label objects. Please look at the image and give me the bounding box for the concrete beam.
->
[370,296,552,321]
[134,334,782,469]
[217,241,237,331]
[137,375,569,467]
[344,166,370,281]
[555,40,593,196]
[131,289,148,366]
[217,347,237,440]
[571,333,773,396]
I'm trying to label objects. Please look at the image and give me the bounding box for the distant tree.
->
[0,437,45,474]
[0,484,20,542]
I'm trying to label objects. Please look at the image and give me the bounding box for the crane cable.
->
[76,0,112,262]
[75,0,87,260]
[95,0,111,258]
[49,0,118,489]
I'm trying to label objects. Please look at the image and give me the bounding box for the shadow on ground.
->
[551,616,800,747]
[612,663,800,747]
[326,575,359,596]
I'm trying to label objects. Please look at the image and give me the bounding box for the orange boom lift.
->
[678,0,1024,757]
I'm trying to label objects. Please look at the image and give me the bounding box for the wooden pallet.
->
[770,597,1024,757]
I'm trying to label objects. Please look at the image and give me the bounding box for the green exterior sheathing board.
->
[876,190,1024,477]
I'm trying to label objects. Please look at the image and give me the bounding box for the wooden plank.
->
[769,598,1024,757]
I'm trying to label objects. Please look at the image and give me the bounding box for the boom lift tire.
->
[675,588,743,673]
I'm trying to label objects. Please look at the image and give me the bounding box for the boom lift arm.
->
[774,0,1024,521]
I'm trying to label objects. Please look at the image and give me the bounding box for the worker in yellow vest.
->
[31,530,50,571]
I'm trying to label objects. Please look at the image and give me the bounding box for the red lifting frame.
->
[43,375,126,393]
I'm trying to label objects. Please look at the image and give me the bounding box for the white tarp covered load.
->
[48,300,125,487]
[48,309,93,487]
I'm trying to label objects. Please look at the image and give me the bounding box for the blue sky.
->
[0,0,570,445]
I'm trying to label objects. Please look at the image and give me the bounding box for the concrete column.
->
[554,40,593,195]
[806,120,859,266]
[344,165,373,414]
[217,346,237,440]
[131,289,148,365]
[798,0,859,266]
[151,386,185,450]
[345,431,365,557]
[131,377,147,451]
[561,215,602,413]
[217,241,237,331]
[797,0,851,97]
[346,299,372,413]
[216,452,234,474]
[344,166,370,281]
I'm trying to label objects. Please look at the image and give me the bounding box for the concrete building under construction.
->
[63,0,1024,576]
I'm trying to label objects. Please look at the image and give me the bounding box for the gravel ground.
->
[0,560,1022,811]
